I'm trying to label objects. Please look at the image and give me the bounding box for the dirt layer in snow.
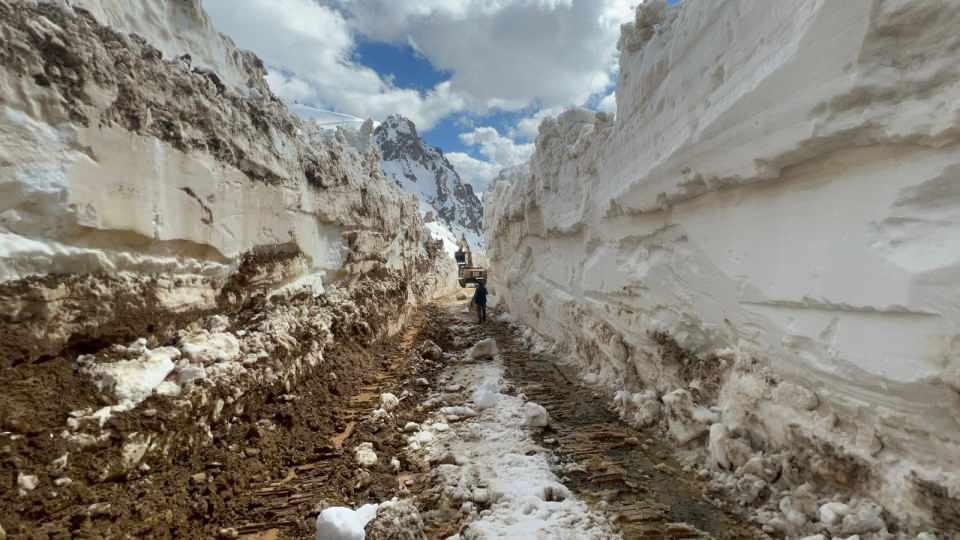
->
[0,301,456,539]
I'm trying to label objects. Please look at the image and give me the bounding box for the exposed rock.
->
[375,115,483,252]
[417,340,443,362]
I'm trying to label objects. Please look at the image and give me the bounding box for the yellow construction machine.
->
[454,236,487,288]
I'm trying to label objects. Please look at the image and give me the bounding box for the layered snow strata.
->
[0,0,456,364]
[485,0,960,532]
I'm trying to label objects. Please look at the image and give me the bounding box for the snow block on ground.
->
[315,504,379,540]
[468,339,498,360]
[523,402,550,428]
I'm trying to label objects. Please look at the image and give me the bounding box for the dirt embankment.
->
[1,285,459,540]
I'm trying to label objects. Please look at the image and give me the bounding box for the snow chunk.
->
[471,382,499,411]
[380,393,400,412]
[17,472,39,492]
[315,503,379,540]
[180,330,240,364]
[355,442,378,467]
[708,423,753,471]
[662,389,710,445]
[79,345,180,408]
[523,402,550,427]
[440,406,478,418]
[772,381,819,411]
[468,338,498,360]
[819,502,851,526]
[121,433,151,473]
[365,498,425,539]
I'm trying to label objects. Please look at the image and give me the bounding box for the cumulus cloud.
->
[340,0,634,110]
[202,0,633,129]
[448,126,535,193]
[202,0,467,129]
[514,107,565,140]
[447,152,502,194]
[460,127,534,168]
[202,0,635,191]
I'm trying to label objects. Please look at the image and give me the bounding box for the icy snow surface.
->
[412,354,618,539]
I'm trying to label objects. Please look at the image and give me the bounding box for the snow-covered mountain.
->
[374,115,484,253]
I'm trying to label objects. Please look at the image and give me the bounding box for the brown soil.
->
[3,294,775,540]
[0,301,456,540]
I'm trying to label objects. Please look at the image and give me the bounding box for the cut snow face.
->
[409,356,618,539]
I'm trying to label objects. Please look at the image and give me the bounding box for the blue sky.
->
[202,0,646,191]
[353,39,477,156]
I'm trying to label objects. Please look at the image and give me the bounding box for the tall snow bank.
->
[0,0,456,364]
[41,0,259,90]
[485,0,960,533]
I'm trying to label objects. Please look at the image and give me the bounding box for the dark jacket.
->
[472,284,488,305]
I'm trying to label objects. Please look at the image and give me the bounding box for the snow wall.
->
[486,0,960,533]
[1,0,457,366]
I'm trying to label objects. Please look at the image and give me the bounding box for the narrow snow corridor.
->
[216,297,762,539]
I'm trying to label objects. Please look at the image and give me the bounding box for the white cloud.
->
[202,0,634,129]
[447,152,502,194]
[202,0,468,129]
[341,0,635,111]
[514,107,565,140]
[448,126,535,193]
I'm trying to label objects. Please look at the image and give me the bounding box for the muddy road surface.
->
[2,297,761,539]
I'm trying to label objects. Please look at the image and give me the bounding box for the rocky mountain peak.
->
[374,115,484,250]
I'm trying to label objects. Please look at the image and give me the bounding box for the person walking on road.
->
[472,281,488,323]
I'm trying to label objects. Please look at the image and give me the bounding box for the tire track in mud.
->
[227,305,459,539]
[481,305,764,539]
